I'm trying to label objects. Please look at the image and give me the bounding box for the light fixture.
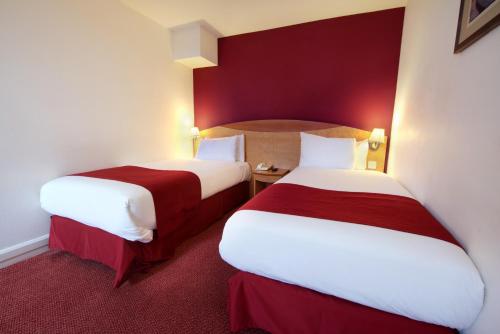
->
[190,126,200,138]
[368,128,385,150]
[190,127,200,157]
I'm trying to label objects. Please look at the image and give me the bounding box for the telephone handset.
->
[256,162,273,171]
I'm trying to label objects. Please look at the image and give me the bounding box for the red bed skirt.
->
[228,271,457,334]
[49,181,249,287]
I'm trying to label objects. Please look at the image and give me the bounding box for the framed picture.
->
[455,0,500,53]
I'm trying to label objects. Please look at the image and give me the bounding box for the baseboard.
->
[0,234,49,269]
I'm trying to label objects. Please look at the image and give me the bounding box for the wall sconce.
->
[190,127,200,156]
[190,126,200,138]
[368,128,385,150]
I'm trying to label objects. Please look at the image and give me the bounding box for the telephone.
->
[256,162,274,171]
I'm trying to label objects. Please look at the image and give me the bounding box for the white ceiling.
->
[121,0,407,36]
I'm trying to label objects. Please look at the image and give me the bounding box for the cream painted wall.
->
[389,1,500,333]
[0,1,193,252]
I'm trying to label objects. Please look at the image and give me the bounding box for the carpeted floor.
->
[0,215,265,334]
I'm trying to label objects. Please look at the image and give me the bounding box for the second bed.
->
[220,167,484,333]
[42,158,250,286]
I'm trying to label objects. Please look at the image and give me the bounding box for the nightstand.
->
[252,168,289,197]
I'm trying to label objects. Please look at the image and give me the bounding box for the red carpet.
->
[0,215,265,334]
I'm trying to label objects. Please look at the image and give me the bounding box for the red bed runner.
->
[75,166,201,239]
[240,183,459,246]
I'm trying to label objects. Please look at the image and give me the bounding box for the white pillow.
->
[236,134,245,162]
[354,139,369,170]
[196,136,237,162]
[299,132,356,169]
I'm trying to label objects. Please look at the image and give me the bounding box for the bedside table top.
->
[253,168,289,177]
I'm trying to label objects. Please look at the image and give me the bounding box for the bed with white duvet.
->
[41,159,250,243]
[219,167,484,330]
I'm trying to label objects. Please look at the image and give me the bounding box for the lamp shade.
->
[369,128,385,144]
[190,127,200,137]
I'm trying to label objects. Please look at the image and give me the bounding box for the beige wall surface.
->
[389,1,500,333]
[0,1,193,252]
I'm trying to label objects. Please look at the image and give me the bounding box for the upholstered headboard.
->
[198,119,387,173]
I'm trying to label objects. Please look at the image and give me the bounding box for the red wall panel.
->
[194,8,404,133]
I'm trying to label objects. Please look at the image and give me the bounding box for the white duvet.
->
[219,167,484,330]
[41,159,250,242]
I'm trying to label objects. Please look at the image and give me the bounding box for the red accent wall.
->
[194,8,404,133]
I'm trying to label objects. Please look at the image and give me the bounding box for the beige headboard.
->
[198,119,387,173]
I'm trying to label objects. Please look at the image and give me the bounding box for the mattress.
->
[219,167,484,330]
[41,159,250,242]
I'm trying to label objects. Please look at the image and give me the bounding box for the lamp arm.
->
[369,141,380,150]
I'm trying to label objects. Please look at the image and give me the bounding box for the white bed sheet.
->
[41,159,250,243]
[219,167,484,330]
